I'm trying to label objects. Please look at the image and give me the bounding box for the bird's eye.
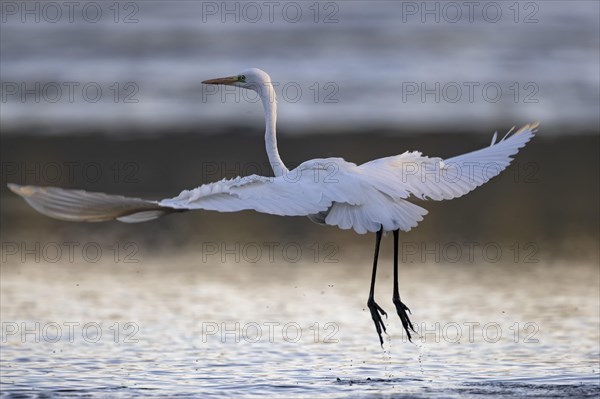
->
[238,75,246,82]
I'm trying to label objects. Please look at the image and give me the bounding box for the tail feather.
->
[7,183,179,223]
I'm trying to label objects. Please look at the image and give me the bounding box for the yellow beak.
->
[202,76,239,85]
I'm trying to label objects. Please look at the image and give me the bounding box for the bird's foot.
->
[393,297,416,342]
[367,298,388,346]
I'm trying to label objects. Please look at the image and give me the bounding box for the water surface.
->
[1,255,598,398]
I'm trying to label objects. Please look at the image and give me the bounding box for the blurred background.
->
[1,1,599,397]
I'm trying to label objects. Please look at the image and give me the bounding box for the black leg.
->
[367,227,387,346]
[392,229,416,341]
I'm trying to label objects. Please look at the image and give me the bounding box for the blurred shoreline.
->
[2,2,598,134]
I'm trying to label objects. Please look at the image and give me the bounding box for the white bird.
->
[8,68,538,345]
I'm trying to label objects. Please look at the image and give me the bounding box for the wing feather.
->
[160,173,331,216]
[7,171,333,223]
[359,122,538,201]
[7,183,172,222]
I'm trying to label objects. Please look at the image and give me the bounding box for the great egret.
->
[8,68,538,346]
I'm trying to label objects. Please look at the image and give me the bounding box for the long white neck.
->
[259,82,288,177]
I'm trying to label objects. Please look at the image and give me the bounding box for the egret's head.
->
[202,68,272,92]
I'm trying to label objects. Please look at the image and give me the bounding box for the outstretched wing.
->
[159,174,329,215]
[7,173,332,223]
[7,183,172,223]
[359,122,538,201]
